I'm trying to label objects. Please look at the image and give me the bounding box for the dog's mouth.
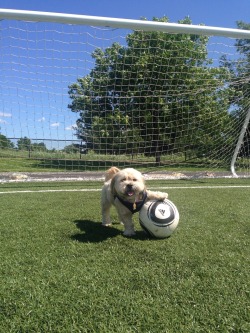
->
[126,190,135,197]
[125,185,135,197]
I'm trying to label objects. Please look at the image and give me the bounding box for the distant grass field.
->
[0,149,231,173]
[0,179,249,333]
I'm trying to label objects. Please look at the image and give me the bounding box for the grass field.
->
[0,178,249,332]
[0,149,232,173]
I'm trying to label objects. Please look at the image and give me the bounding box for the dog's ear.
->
[110,173,119,197]
[105,166,120,182]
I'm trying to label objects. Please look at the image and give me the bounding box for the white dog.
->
[101,167,168,236]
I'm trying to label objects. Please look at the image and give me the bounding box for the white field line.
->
[0,189,100,194]
[0,185,250,194]
[151,185,250,189]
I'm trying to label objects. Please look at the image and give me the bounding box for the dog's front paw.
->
[147,190,168,201]
[101,223,112,227]
[158,192,168,201]
[163,193,169,200]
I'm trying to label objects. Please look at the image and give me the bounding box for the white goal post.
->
[1,9,250,38]
[0,9,250,177]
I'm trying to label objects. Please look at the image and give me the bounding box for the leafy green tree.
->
[32,142,47,152]
[222,22,250,108]
[68,17,232,164]
[17,137,32,151]
[235,21,250,156]
[0,133,14,149]
[63,144,79,154]
[221,21,250,157]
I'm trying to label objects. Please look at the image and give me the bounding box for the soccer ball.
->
[139,199,179,238]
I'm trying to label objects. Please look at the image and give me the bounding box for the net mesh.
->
[0,18,249,176]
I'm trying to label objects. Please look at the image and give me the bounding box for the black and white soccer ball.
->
[139,199,179,238]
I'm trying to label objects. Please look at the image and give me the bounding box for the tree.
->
[235,21,250,156]
[32,142,47,152]
[17,137,32,151]
[222,21,250,157]
[0,133,14,149]
[68,17,232,164]
[63,144,79,154]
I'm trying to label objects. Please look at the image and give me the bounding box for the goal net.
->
[0,10,249,178]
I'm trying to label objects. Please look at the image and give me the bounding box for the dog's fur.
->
[101,167,168,236]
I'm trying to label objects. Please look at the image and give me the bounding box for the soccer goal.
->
[0,9,249,177]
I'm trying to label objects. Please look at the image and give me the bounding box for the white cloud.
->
[50,122,60,127]
[38,117,46,122]
[0,119,8,124]
[0,112,12,118]
[65,124,77,130]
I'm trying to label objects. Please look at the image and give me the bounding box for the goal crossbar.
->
[1,8,250,39]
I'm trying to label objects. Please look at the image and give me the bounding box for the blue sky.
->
[0,0,250,149]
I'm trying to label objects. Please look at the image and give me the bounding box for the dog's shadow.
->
[71,220,122,243]
[71,220,151,243]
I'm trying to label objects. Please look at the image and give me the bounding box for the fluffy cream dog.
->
[101,167,168,236]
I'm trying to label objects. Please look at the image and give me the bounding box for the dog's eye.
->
[133,178,137,182]
[121,178,126,182]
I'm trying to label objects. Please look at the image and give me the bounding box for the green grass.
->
[0,149,232,173]
[0,156,230,173]
[0,179,249,332]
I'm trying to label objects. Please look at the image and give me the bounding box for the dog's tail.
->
[105,167,120,182]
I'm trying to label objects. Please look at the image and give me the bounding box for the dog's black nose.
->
[127,184,133,189]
